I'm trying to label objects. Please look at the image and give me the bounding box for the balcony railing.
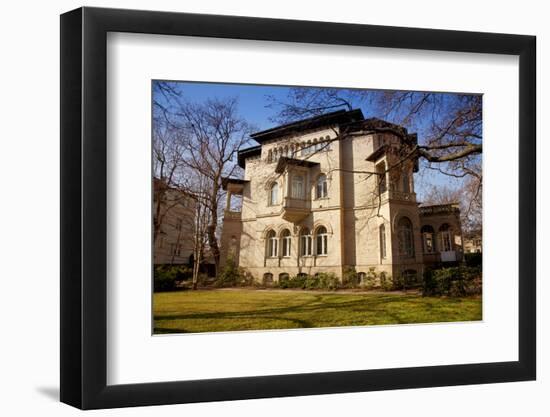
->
[418,203,460,215]
[283,196,310,210]
[385,190,416,202]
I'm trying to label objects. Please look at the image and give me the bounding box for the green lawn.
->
[153,289,482,334]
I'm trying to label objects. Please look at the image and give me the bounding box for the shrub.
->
[380,273,393,291]
[342,266,360,288]
[464,252,482,267]
[423,266,482,297]
[391,274,406,290]
[422,268,437,296]
[363,268,378,290]
[154,265,181,292]
[277,273,339,290]
[315,272,339,290]
[215,258,246,287]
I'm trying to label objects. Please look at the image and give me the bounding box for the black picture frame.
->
[60,6,536,410]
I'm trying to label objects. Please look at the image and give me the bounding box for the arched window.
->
[273,148,278,161]
[279,272,290,282]
[421,225,435,253]
[281,229,291,257]
[315,226,328,256]
[300,228,312,256]
[379,224,387,259]
[398,217,414,257]
[439,223,452,252]
[266,230,278,258]
[316,174,328,199]
[263,273,273,285]
[269,182,279,205]
[284,145,289,158]
[267,149,273,163]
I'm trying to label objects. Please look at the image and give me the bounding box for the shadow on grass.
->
[154,294,422,323]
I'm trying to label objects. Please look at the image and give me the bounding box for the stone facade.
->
[153,179,196,266]
[220,110,464,284]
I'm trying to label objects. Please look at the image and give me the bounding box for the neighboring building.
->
[153,178,196,266]
[463,230,482,253]
[220,109,463,284]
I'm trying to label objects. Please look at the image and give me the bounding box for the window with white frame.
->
[300,228,312,256]
[421,225,435,253]
[439,224,452,252]
[315,226,328,255]
[266,230,278,258]
[316,174,328,199]
[291,175,305,199]
[269,182,279,205]
[281,229,291,257]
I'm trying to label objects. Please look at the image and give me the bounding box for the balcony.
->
[282,197,310,223]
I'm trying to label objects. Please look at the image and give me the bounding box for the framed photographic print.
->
[60,6,536,410]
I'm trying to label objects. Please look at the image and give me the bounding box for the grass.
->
[153,289,481,334]
[153,289,482,334]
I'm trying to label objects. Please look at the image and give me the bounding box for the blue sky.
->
[154,80,466,198]
[164,81,324,131]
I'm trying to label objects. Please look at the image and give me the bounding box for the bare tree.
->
[152,121,189,244]
[172,98,254,274]
[267,87,482,227]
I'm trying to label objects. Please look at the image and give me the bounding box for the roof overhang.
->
[222,177,249,193]
[250,109,364,143]
[237,145,262,168]
[275,157,320,174]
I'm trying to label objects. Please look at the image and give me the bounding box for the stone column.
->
[226,190,232,211]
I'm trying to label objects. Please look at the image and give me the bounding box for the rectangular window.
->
[283,237,291,257]
[376,162,387,194]
[291,175,304,199]
[269,238,278,257]
[300,235,312,256]
[379,225,387,259]
[441,232,452,252]
[424,234,434,253]
[316,234,327,255]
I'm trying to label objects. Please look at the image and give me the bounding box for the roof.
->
[274,157,320,174]
[250,109,365,143]
[237,145,261,168]
[237,110,419,169]
[221,177,249,191]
